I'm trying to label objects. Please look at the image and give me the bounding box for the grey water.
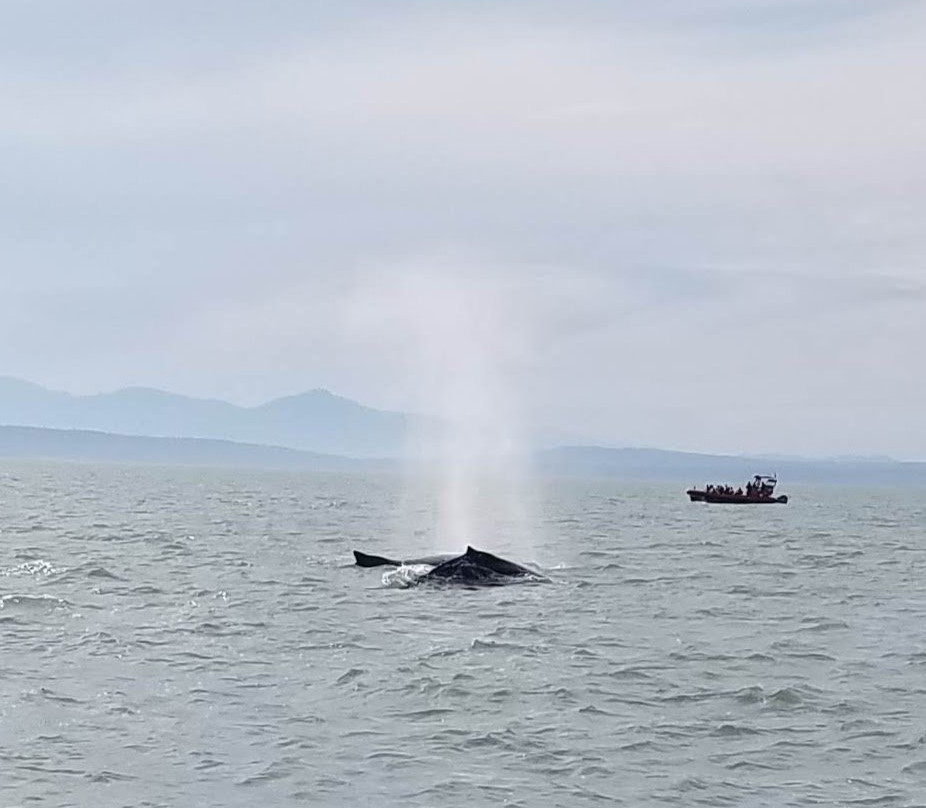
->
[1,461,925,807]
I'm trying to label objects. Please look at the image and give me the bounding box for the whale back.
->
[353,550,456,568]
[424,546,546,585]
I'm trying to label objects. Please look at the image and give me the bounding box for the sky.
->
[2,0,925,459]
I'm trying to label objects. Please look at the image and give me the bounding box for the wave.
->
[381,564,433,588]
[0,593,70,612]
[1,559,61,577]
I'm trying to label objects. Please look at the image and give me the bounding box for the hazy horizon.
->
[3,1,924,459]
[2,374,924,464]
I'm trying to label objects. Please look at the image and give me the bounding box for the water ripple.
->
[1,464,924,807]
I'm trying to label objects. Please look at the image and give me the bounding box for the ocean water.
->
[1,460,925,807]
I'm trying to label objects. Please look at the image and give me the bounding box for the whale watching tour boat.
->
[687,475,788,504]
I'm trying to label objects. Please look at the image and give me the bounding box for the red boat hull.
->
[687,489,788,504]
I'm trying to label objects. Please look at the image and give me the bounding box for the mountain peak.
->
[107,386,183,399]
[0,377,409,457]
[0,376,67,395]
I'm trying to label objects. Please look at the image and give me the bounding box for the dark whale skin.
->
[353,550,455,568]
[422,546,548,586]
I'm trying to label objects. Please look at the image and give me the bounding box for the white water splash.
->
[1,559,61,577]
[382,564,434,589]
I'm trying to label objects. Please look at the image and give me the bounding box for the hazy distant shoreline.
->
[3,424,925,486]
[0,424,386,472]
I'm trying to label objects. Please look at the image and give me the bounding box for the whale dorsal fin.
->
[353,550,401,567]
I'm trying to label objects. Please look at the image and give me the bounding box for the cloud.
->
[1,1,924,456]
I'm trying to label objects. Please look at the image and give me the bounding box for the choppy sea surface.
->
[1,460,925,807]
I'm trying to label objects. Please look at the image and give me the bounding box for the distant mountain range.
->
[2,378,925,484]
[0,377,416,458]
[537,446,926,486]
[0,425,384,471]
[1,424,925,486]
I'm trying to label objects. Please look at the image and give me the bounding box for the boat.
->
[686,474,788,504]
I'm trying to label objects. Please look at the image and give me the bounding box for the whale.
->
[354,546,548,586]
[352,551,456,568]
[424,546,548,585]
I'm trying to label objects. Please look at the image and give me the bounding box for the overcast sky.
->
[2,1,924,458]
